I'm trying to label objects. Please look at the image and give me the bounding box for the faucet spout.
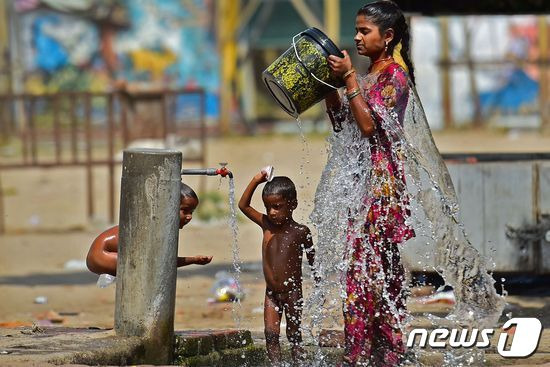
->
[216,166,233,178]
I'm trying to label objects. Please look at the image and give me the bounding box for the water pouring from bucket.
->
[262,27,345,118]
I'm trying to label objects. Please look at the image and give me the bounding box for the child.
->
[86,182,212,277]
[238,172,316,364]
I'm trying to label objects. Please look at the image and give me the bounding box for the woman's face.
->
[354,15,392,58]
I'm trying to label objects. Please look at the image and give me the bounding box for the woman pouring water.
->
[310,1,504,366]
[323,1,414,365]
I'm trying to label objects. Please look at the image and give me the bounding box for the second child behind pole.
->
[238,172,316,364]
[86,182,212,277]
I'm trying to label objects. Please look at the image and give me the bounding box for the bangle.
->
[346,88,361,101]
[342,68,356,80]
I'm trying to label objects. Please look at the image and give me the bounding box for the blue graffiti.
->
[480,68,539,114]
[32,15,68,73]
[121,0,219,116]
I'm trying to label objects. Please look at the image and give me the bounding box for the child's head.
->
[262,176,297,225]
[180,182,199,228]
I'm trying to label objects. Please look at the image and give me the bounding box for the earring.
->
[384,42,388,52]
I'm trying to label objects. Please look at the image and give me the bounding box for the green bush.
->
[196,191,230,222]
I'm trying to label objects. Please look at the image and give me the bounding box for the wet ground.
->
[1,130,550,364]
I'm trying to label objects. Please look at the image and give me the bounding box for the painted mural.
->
[13,1,548,126]
[412,15,547,129]
[15,0,219,117]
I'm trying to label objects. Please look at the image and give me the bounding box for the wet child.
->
[238,172,316,364]
[86,182,212,277]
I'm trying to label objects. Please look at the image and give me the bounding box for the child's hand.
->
[253,171,268,183]
[194,255,213,265]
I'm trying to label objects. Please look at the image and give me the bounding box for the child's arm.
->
[86,226,119,276]
[177,255,213,267]
[238,172,267,227]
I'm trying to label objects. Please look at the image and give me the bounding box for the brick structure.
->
[174,329,265,366]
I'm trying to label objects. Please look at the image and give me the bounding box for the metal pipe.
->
[181,166,233,178]
[181,168,218,176]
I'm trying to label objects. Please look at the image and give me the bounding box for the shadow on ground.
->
[0,261,263,286]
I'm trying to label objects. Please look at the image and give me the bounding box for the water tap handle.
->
[216,162,232,178]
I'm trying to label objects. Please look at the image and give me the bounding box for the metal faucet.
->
[181,162,233,178]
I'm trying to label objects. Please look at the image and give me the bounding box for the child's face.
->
[262,194,295,226]
[179,196,199,228]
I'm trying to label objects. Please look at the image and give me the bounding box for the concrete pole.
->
[115,148,182,364]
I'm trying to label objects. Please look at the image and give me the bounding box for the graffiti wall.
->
[14,0,219,117]
[412,15,548,129]
[14,2,548,126]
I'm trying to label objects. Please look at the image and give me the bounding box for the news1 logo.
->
[407,318,543,358]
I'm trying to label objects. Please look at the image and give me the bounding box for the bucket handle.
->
[292,33,340,90]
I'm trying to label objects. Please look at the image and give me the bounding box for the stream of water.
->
[228,176,244,327]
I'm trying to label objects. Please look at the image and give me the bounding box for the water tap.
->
[181,163,232,178]
[216,162,233,178]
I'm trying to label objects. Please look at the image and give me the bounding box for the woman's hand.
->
[327,50,353,79]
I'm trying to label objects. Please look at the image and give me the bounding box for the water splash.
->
[295,117,311,176]
[303,71,505,366]
[227,176,244,326]
[401,89,505,332]
[294,117,315,227]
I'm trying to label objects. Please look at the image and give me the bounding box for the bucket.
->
[262,27,345,118]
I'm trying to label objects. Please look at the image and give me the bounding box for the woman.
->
[309,2,505,366]
[323,1,415,365]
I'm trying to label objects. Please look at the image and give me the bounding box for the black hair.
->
[262,176,297,202]
[180,182,198,201]
[358,0,415,85]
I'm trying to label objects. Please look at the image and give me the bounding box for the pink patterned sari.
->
[334,63,415,366]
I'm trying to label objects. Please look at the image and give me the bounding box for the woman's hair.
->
[180,182,198,201]
[358,0,415,85]
[262,176,297,202]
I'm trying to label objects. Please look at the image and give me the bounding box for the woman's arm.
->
[327,51,375,137]
[324,90,344,132]
[325,90,341,111]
